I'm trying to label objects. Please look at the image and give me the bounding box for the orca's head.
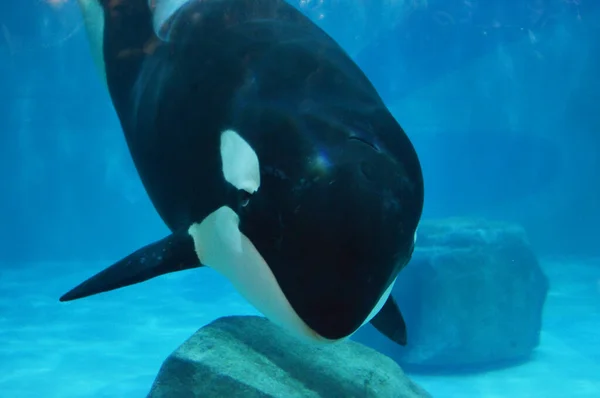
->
[189,108,424,342]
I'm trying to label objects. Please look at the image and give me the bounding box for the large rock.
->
[353,218,549,371]
[147,316,430,398]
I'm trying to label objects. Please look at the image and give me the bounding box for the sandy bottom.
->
[0,257,598,397]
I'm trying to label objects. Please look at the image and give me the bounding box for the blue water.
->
[1,0,599,397]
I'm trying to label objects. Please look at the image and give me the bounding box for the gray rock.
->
[147,316,431,398]
[353,218,549,371]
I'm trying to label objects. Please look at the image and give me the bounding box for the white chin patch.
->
[188,206,328,343]
[76,0,107,86]
[220,129,261,194]
[361,277,397,328]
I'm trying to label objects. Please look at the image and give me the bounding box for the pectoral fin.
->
[59,230,200,302]
[369,295,407,346]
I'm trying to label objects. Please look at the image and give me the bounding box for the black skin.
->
[60,0,424,344]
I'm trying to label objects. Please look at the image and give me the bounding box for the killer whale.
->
[61,0,424,346]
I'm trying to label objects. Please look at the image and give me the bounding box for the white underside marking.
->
[188,206,329,343]
[220,129,261,193]
[356,229,415,326]
[76,0,107,86]
[362,277,397,327]
[188,205,397,342]
[355,229,416,327]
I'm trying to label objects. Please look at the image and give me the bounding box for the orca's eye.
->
[239,190,252,207]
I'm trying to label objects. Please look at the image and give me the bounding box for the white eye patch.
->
[220,129,261,194]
